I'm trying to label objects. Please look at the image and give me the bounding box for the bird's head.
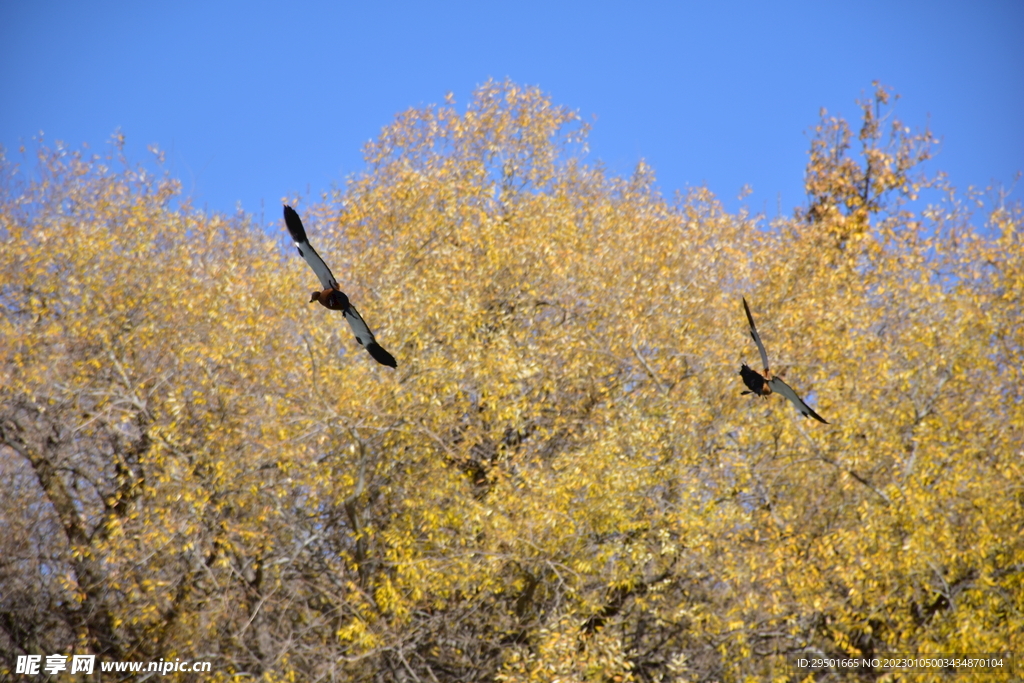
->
[309,291,320,304]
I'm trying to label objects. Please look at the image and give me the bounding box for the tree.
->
[1,81,1020,682]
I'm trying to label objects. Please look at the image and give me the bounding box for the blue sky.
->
[2,1,1021,224]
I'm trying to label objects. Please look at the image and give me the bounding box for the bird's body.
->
[311,288,350,311]
[284,206,397,368]
[739,297,827,423]
[739,363,770,397]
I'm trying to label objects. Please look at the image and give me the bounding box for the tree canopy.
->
[1,80,1021,682]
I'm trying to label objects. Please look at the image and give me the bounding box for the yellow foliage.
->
[0,81,1020,682]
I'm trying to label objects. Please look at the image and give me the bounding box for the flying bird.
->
[284,205,397,368]
[739,297,827,423]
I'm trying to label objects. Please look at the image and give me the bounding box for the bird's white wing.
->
[768,377,828,424]
[284,206,339,291]
[743,297,771,374]
[342,304,377,348]
[343,304,397,367]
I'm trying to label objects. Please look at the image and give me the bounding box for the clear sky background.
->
[2,1,1021,225]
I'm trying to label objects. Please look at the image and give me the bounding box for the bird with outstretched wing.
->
[284,205,397,368]
[739,297,827,423]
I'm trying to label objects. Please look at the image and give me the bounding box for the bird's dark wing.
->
[768,377,828,423]
[284,206,339,291]
[343,303,397,368]
[742,297,771,374]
